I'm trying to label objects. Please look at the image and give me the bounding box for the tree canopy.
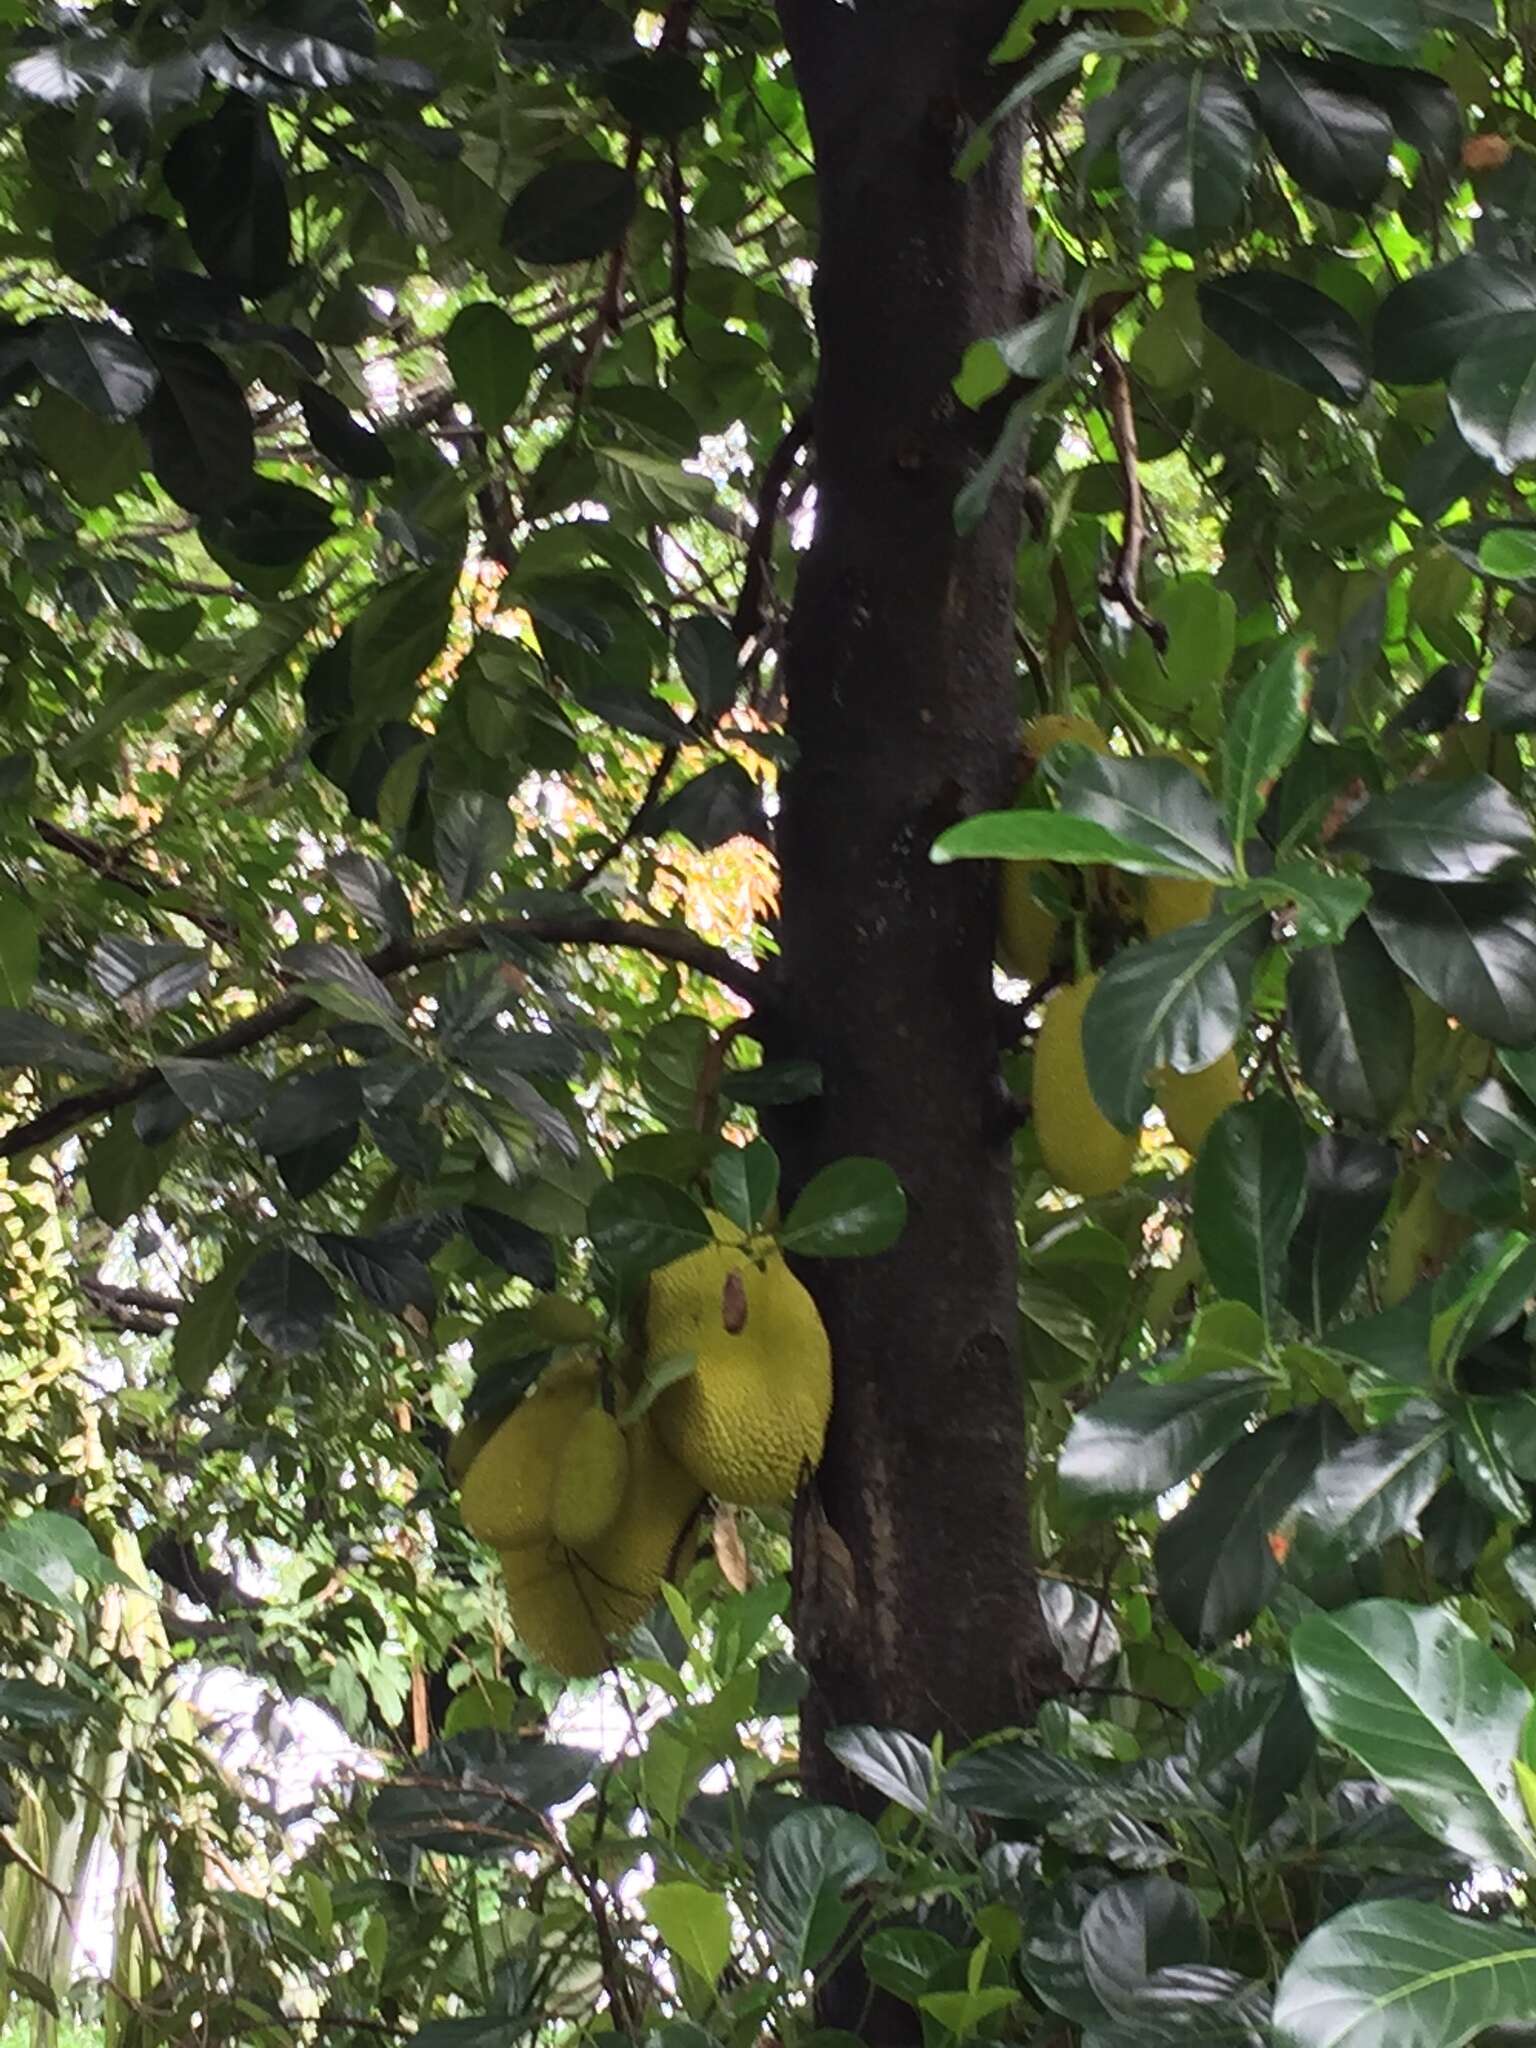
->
[8,1,1536,2046]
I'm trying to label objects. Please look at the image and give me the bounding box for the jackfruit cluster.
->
[454,1353,703,1679]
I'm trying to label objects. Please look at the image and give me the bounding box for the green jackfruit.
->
[1158,1051,1242,1154]
[648,1227,831,1506]
[998,862,1059,982]
[459,1355,595,1548]
[1144,876,1215,938]
[551,1407,628,1549]
[1033,976,1139,1197]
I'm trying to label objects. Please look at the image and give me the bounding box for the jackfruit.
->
[459,1355,596,1549]
[500,1416,702,1678]
[552,1406,628,1549]
[1144,876,1215,938]
[1158,1051,1241,1154]
[1033,977,1139,1197]
[447,1414,498,1485]
[1382,1157,1469,1307]
[999,862,1059,981]
[648,1230,832,1506]
[1022,713,1109,766]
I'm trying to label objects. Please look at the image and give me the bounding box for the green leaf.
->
[1462,1077,1536,1162]
[316,1231,436,1317]
[646,1882,732,1986]
[599,50,712,134]
[237,1245,336,1358]
[1252,53,1392,211]
[1204,0,1437,61]
[502,159,637,264]
[1056,755,1239,882]
[1082,912,1268,1131]
[0,900,37,1007]
[1198,272,1369,406]
[1056,1370,1270,1518]
[710,1140,779,1236]
[1220,639,1312,855]
[1158,1406,1347,1649]
[1430,1228,1536,1368]
[1288,921,1414,1125]
[286,942,405,1036]
[1451,313,1536,474]
[435,791,515,908]
[0,1008,117,1077]
[954,296,1081,409]
[780,1157,907,1258]
[1337,775,1536,882]
[1118,63,1257,250]
[826,1726,964,1832]
[1286,1136,1398,1329]
[157,1057,268,1126]
[172,1252,250,1396]
[1290,1407,1452,1571]
[1374,254,1536,385]
[1192,1095,1309,1323]
[587,1175,713,1279]
[1080,1879,1209,2018]
[932,807,1218,877]
[1366,877,1536,1045]
[443,303,536,432]
[674,613,739,722]
[1485,647,1536,733]
[32,316,157,421]
[1273,1900,1536,2048]
[759,1806,887,1972]
[141,340,255,516]
[955,29,1163,180]
[1291,1599,1536,1871]
[350,563,458,717]
[942,1742,1104,1819]
[84,1110,176,1227]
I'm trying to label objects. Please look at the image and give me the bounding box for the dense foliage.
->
[9,0,1536,2045]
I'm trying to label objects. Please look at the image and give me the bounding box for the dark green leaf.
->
[0,1009,117,1076]
[32,317,157,420]
[90,935,207,1013]
[435,791,515,908]
[1118,63,1257,250]
[1081,1879,1209,2018]
[1221,638,1312,853]
[1337,775,1535,881]
[709,1140,779,1237]
[331,850,414,944]
[780,1157,907,1258]
[369,1736,596,1859]
[674,614,739,723]
[1158,1407,1347,1649]
[1288,921,1413,1125]
[1273,1900,1536,2048]
[1374,255,1536,385]
[721,1060,823,1107]
[1198,273,1369,405]
[285,941,405,1034]
[1291,1406,1451,1571]
[163,95,291,298]
[759,1806,887,1972]
[1056,755,1238,881]
[1057,1370,1270,1518]
[1203,0,1427,61]
[1193,1095,1309,1323]
[587,1174,713,1279]
[1253,54,1392,211]
[444,304,536,431]
[300,383,393,481]
[84,1110,176,1228]
[942,1742,1104,1820]
[257,1068,366,1153]
[598,50,712,134]
[237,1245,336,1357]
[1450,313,1536,474]
[1286,1136,1398,1329]
[315,1230,435,1316]
[1463,1077,1536,1163]
[825,1726,962,1831]
[1485,647,1536,733]
[460,1209,556,1286]
[201,477,335,588]
[1083,912,1268,1131]
[1083,1966,1272,2048]
[172,1253,248,1396]
[651,761,767,851]
[1292,1599,1536,1870]
[502,159,637,264]
[141,341,255,515]
[158,1057,267,1125]
[1366,876,1536,1044]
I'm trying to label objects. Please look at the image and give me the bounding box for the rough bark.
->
[772,0,1058,1785]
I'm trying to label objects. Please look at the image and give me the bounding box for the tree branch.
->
[34,818,237,943]
[1,912,761,1162]
[1096,344,1167,652]
[732,406,814,650]
[570,744,680,893]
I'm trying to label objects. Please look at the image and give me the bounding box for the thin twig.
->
[571,744,680,893]
[732,407,813,652]
[1096,343,1167,651]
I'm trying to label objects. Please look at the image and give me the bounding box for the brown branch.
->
[571,745,680,893]
[80,1272,183,1327]
[34,818,237,943]
[732,407,814,650]
[1,912,761,1162]
[1096,344,1167,652]
[571,131,647,401]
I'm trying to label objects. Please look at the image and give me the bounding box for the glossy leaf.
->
[1374,254,1536,385]
[1118,63,1257,250]
[1198,272,1369,405]
[1290,1407,1452,1571]
[502,159,637,264]
[586,1175,713,1279]
[759,1806,887,1971]
[1253,54,1392,211]
[1336,776,1536,882]
[780,1157,907,1258]
[1221,638,1311,855]
[1192,1095,1309,1323]
[1057,1370,1270,1518]
[1367,877,1536,1045]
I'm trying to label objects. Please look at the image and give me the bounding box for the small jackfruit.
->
[1158,1052,1242,1154]
[648,1230,832,1506]
[1033,977,1139,1197]
[1022,713,1109,767]
[459,1355,596,1549]
[500,1541,611,1679]
[999,862,1059,982]
[1144,876,1215,938]
[551,1407,629,1549]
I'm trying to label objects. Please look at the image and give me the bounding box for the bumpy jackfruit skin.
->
[1022,713,1109,765]
[1144,876,1215,938]
[648,1237,832,1506]
[1158,1052,1241,1155]
[1033,977,1139,1198]
[552,1407,629,1550]
[500,1418,702,1677]
[459,1356,596,1548]
[998,862,1059,981]
[446,1414,498,1486]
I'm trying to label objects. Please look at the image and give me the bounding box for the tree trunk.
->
[772,2,1057,1777]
